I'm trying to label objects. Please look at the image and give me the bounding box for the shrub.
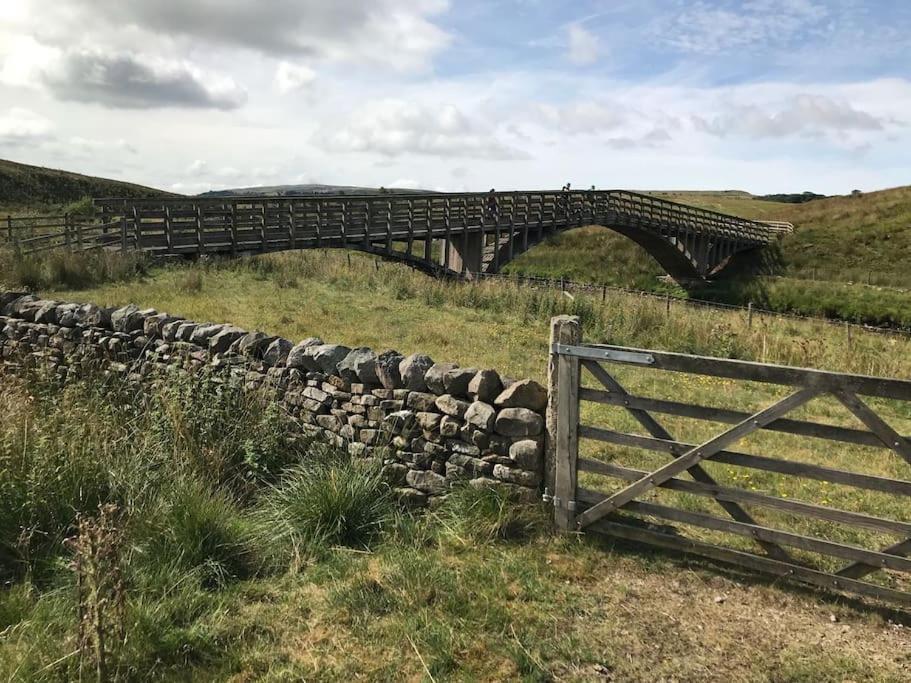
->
[251,451,393,569]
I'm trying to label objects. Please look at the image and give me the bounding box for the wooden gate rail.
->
[546,315,911,606]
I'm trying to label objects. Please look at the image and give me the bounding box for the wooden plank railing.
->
[547,315,911,606]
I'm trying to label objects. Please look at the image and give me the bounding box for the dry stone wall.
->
[0,291,546,507]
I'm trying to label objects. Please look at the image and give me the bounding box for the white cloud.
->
[0,107,54,146]
[535,102,627,134]
[566,24,600,65]
[275,62,316,94]
[318,99,530,160]
[696,94,889,140]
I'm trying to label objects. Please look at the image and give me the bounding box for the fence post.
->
[546,315,581,531]
[120,216,127,252]
[64,212,71,249]
[748,302,754,328]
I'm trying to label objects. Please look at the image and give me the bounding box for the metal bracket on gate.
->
[542,488,577,511]
[550,344,655,365]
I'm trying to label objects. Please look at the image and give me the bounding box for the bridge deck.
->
[5,190,790,279]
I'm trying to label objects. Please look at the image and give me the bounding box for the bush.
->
[251,451,393,568]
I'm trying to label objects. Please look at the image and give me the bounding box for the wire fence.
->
[468,271,911,340]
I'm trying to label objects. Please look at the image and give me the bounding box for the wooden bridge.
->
[6,190,792,280]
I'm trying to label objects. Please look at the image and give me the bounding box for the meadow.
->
[2,248,911,680]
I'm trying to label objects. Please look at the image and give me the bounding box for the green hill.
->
[0,158,172,214]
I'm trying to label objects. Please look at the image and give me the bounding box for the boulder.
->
[406,469,448,495]
[465,401,496,432]
[189,323,225,346]
[494,379,547,412]
[443,366,478,397]
[468,369,503,403]
[263,337,293,366]
[492,464,541,488]
[435,394,470,418]
[494,407,544,437]
[337,347,378,384]
[310,343,351,375]
[425,362,458,395]
[286,337,323,369]
[144,313,182,338]
[509,439,544,471]
[110,304,145,333]
[399,353,435,391]
[415,411,442,432]
[74,303,110,329]
[32,301,60,324]
[405,391,437,412]
[375,350,404,389]
[233,331,275,358]
[208,326,246,354]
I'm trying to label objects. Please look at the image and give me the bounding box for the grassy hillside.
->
[3,250,911,679]
[0,158,172,215]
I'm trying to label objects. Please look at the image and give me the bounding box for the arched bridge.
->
[15,191,792,280]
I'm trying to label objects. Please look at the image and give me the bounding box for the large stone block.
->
[494,379,547,412]
[468,369,503,403]
[494,407,544,437]
[406,469,448,495]
[286,337,323,369]
[263,337,293,366]
[443,366,478,397]
[337,347,378,384]
[399,353,435,391]
[435,394,470,418]
[375,350,404,389]
[425,362,458,395]
[465,401,496,432]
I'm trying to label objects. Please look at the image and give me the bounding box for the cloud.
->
[697,94,887,139]
[534,102,627,134]
[0,108,54,146]
[47,0,451,71]
[318,99,530,160]
[275,62,316,94]
[566,24,600,65]
[41,49,246,110]
[656,0,828,55]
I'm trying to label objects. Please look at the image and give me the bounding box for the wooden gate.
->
[546,316,911,606]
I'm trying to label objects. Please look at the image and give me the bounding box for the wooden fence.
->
[547,315,911,606]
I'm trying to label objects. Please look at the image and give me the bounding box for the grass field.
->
[3,246,911,680]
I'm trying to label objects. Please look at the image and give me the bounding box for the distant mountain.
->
[0,158,172,209]
[198,183,431,198]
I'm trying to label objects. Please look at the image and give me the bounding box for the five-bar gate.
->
[547,315,911,606]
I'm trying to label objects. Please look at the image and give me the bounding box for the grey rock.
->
[425,362,458,395]
[310,344,351,375]
[337,347,378,384]
[468,369,503,403]
[435,394,470,418]
[439,415,460,437]
[399,353,434,391]
[144,313,181,338]
[74,303,110,328]
[494,379,547,412]
[492,464,541,488]
[375,350,404,389]
[110,304,145,333]
[509,439,543,471]
[209,326,246,354]
[381,463,409,486]
[189,323,225,346]
[415,411,442,432]
[234,331,276,358]
[406,391,437,412]
[175,322,199,343]
[384,410,417,436]
[494,407,544,437]
[406,469,448,495]
[286,337,322,369]
[465,401,496,432]
[393,487,428,508]
[263,337,293,366]
[33,301,60,324]
[443,366,478,397]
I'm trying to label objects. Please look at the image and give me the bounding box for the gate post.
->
[547,315,581,531]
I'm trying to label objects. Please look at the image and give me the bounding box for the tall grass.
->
[0,248,150,291]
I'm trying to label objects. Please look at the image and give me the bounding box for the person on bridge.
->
[486,188,498,218]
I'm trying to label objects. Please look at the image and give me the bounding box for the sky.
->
[0,0,909,195]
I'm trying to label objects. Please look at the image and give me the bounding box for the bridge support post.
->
[443,230,483,276]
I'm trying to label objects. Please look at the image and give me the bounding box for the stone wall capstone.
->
[0,291,546,507]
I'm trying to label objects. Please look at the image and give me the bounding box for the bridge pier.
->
[443,231,483,276]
